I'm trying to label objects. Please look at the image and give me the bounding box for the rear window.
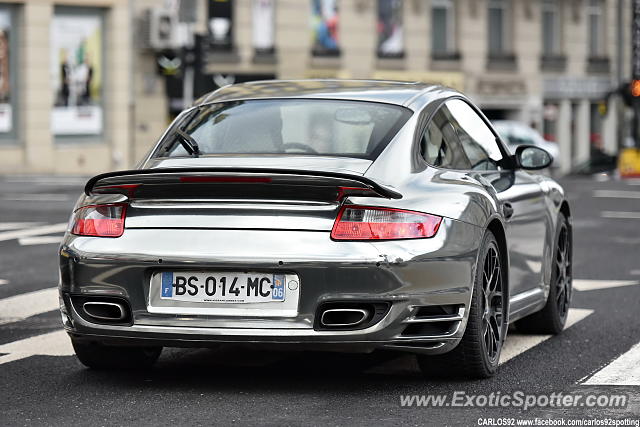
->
[154,99,412,160]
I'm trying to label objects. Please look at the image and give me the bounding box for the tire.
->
[418,230,507,379]
[72,338,162,370]
[516,213,572,334]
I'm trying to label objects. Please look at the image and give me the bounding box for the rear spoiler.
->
[84,167,402,200]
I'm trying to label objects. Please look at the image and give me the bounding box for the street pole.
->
[617,0,625,152]
[182,22,195,109]
[632,0,640,148]
[128,0,137,169]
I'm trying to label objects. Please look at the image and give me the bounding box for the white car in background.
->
[492,120,560,169]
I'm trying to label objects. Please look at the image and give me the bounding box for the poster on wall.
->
[311,0,339,56]
[253,0,275,54]
[0,9,12,133]
[50,12,103,136]
[377,0,403,57]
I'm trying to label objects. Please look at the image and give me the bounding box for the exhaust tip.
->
[314,301,390,331]
[320,308,369,327]
[70,295,132,325]
[82,301,127,321]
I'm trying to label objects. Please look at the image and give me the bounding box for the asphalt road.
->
[0,174,639,426]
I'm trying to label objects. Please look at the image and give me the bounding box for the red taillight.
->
[71,204,126,237]
[331,206,442,241]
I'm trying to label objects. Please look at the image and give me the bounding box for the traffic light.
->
[617,81,640,107]
[632,80,640,98]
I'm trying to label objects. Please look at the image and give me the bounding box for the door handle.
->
[503,202,514,220]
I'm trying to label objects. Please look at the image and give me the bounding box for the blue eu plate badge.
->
[272,274,285,300]
[161,272,173,298]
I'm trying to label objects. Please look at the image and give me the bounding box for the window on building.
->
[488,0,510,55]
[377,0,403,58]
[541,0,562,56]
[0,5,16,138]
[431,0,456,57]
[587,0,605,57]
[311,0,340,56]
[51,8,104,136]
[208,0,234,52]
[253,0,275,56]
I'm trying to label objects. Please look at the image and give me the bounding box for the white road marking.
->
[18,235,63,246]
[583,341,640,386]
[573,279,639,291]
[601,211,640,219]
[0,222,42,231]
[612,236,640,244]
[0,330,74,365]
[593,190,640,199]
[0,223,67,242]
[499,308,593,364]
[0,279,7,286]
[1,194,71,202]
[0,287,59,325]
[630,270,640,276]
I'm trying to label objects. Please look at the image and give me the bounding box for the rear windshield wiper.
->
[175,128,200,157]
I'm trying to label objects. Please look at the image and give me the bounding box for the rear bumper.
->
[59,219,483,355]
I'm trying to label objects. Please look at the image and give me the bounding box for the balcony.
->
[587,56,610,74]
[540,54,567,72]
[486,53,517,71]
[430,51,462,71]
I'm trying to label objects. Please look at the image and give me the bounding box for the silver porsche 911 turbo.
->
[58,80,572,378]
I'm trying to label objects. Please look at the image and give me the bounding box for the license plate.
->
[159,272,286,304]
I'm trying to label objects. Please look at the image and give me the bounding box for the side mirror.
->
[515,145,553,170]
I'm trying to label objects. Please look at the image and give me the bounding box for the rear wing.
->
[84,168,402,200]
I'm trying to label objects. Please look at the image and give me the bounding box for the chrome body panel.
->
[60,220,482,354]
[125,200,340,231]
[60,79,570,355]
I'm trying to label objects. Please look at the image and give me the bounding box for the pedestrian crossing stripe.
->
[582,341,640,386]
[0,287,59,326]
[499,308,593,364]
[0,330,73,366]
[0,223,67,243]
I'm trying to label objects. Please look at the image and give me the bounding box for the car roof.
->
[194,79,455,109]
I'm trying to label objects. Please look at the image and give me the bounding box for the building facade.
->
[0,0,133,175]
[0,0,632,175]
